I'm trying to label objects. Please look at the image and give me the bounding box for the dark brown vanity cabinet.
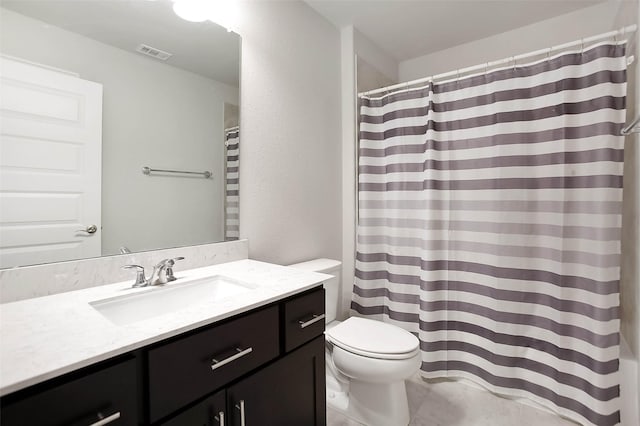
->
[147,306,281,423]
[0,357,138,426]
[0,286,326,426]
[160,336,325,426]
[157,287,326,426]
[226,335,325,426]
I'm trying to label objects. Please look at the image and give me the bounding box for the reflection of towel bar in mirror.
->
[142,166,212,179]
[621,115,640,135]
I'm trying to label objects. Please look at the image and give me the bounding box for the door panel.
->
[0,55,102,268]
[227,336,326,426]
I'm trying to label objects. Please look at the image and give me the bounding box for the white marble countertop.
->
[0,259,329,397]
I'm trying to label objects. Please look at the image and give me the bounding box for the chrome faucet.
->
[165,257,184,282]
[122,257,185,288]
[147,258,173,286]
[122,264,147,287]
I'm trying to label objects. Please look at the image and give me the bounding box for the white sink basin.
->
[90,275,257,326]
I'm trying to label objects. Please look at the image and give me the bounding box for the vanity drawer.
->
[148,306,279,423]
[1,357,137,426]
[283,287,325,352]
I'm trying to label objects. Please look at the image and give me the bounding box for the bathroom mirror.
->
[0,0,241,269]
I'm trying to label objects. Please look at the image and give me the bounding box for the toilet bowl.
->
[326,317,421,426]
[288,259,421,426]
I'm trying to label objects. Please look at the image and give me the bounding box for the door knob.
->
[77,224,98,234]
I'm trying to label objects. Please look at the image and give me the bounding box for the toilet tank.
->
[288,258,341,323]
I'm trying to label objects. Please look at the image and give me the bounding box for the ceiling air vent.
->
[135,44,172,61]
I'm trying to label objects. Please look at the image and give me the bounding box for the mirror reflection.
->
[0,0,241,269]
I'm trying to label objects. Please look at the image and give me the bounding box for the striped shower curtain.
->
[224,127,239,241]
[352,42,627,426]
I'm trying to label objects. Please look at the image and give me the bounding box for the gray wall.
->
[236,1,342,265]
[398,1,637,80]
[0,8,239,256]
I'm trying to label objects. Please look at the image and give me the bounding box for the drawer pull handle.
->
[88,411,121,426]
[214,411,225,426]
[298,314,325,329]
[211,347,253,371]
[235,400,246,426]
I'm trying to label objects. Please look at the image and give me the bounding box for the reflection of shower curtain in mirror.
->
[353,43,627,426]
[224,127,239,241]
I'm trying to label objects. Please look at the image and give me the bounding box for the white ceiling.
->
[1,0,240,87]
[305,0,606,61]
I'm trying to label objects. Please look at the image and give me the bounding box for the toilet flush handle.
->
[298,314,326,329]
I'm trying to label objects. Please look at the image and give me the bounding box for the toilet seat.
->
[326,317,419,360]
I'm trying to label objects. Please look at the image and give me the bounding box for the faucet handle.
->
[122,264,147,288]
[166,257,185,282]
[154,258,172,268]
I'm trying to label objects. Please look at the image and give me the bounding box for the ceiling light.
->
[172,0,208,23]
[172,0,238,32]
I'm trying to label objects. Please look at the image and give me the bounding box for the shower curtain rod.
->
[359,24,637,97]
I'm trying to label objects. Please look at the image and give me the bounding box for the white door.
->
[0,55,103,268]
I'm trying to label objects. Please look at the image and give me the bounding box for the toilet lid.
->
[325,317,419,359]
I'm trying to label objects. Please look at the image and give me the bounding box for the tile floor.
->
[327,374,578,426]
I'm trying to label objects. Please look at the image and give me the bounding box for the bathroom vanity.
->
[0,260,328,425]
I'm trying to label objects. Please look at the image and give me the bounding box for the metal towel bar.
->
[142,166,212,179]
[621,115,640,135]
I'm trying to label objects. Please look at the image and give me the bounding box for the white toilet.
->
[289,259,421,426]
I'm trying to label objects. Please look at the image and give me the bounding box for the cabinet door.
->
[227,336,326,426]
[0,358,137,426]
[148,306,279,422]
[161,390,226,426]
